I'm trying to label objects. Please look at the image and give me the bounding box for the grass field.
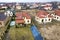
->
[9,25,34,40]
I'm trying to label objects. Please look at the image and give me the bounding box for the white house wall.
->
[53,15,60,21]
[2,6,7,9]
[35,16,52,23]
[24,19,31,24]
[40,18,52,23]
[35,16,39,22]
[16,6,21,10]
[44,7,52,10]
[24,17,31,24]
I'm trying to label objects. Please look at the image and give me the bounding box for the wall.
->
[35,16,52,23]
[53,15,60,21]
[44,7,52,10]
[24,17,31,24]
[16,6,21,10]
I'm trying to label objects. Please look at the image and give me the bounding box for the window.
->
[0,22,2,25]
[54,16,56,18]
[42,19,44,22]
[49,19,50,21]
[27,20,29,22]
[57,17,59,19]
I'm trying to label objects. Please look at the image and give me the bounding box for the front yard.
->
[9,25,34,40]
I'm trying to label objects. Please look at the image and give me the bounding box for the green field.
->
[9,25,34,40]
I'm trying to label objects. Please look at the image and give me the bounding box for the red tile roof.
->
[36,10,52,18]
[16,12,23,19]
[16,19,24,24]
[22,12,31,19]
[16,12,31,19]
[16,12,22,16]
[54,10,60,16]
[15,12,31,24]
[15,17,23,20]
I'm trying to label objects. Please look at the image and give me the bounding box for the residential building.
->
[16,3,21,10]
[51,9,60,21]
[40,3,52,10]
[35,10,52,23]
[15,12,31,25]
[0,4,7,10]
[44,5,52,10]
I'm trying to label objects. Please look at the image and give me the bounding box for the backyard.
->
[9,25,34,40]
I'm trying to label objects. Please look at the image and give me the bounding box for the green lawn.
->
[9,26,34,40]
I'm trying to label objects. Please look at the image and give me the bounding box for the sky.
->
[0,0,60,2]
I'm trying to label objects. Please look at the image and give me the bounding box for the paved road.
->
[4,32,10,40]
[2,17,12,40]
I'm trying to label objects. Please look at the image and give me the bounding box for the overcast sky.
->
[0,0,60,2]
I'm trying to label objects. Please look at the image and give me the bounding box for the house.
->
[0,4,7,9]
[0,12,9,27]
[51,10,60,21]
[31,3,39,8]
[15,12,24,25]
[41,3,52,10]
[35,10,52,23]
[0,4,7,12]
[41,3,52,7]
[44,4,52,10]
[4,10,13,17]
[15,12,31,25]
[16,3,21,10]
[44,5,52,10]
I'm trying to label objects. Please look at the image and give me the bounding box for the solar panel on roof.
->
[0,12,7,21]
